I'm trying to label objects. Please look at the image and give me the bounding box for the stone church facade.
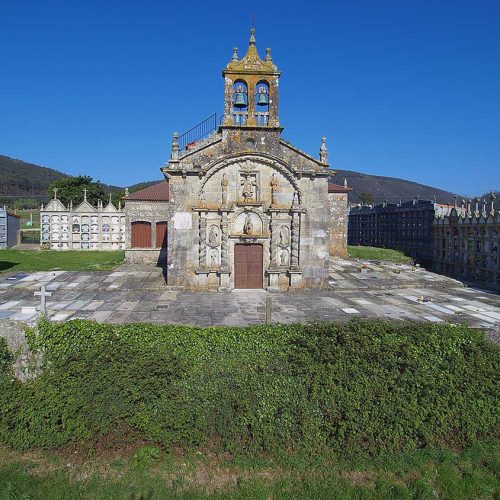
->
[125,29,349,290]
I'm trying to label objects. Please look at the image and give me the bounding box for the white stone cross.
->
[34,284,52,315]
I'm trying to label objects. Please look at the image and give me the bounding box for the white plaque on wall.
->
[173,212,192,230]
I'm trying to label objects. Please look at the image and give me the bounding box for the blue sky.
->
[1,0,499,195]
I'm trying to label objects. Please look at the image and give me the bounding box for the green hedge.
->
[0,319,498,455]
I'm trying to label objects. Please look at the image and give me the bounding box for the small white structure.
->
[40,190,125,250]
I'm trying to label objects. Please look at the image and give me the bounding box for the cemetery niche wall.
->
[40,190,125,250]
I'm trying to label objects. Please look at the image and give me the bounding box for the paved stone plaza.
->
[0,259,499,339]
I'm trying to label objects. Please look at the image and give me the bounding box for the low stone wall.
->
[0,320,36,382]
[125,249,167,265]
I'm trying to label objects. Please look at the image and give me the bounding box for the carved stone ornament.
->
[208,225,219,247]
[210,248,219,268]
[221,173,229,205]
[280,249,289,267]
[270,173,278,205]
[241,176,255,202]
[279,225,289,247]
[243,214,253,235]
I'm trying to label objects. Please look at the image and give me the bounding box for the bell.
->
[234,91,248,108]
[257,91,269,105]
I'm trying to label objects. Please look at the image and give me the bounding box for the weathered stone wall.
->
[124,200,173,264]
[298,176,330,287]
[328,193,349,256]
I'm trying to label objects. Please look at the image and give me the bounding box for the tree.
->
[359,192,375,205]
[48,176,106,207]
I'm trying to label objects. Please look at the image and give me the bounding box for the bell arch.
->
[233,79,248,125]
[255,80,270,125]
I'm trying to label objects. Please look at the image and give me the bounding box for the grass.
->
[348,245,413,263]
[14,210,40,229]
[0,441,498,499]
[0,250,125,273]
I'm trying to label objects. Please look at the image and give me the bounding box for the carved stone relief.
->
[208,225,219,247]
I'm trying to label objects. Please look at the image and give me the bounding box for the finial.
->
[266,48,272,62]
[344,178,348,188]
[249,16,256,46]
[320,136,328,163]
[53,188,58,199]
[466,198,471,214]
[83,187,87,201]
[232,47,238,61]
[454,194,458,207]
[125,187,129,197]
[490,192,496,214]
[109,193,112,204]
[118,200,122,210]
[482,198,487,214]
[171,131,179,161]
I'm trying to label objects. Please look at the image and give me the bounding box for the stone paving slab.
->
[0,260,498,340]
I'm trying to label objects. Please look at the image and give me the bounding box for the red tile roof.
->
[126,181,169,202]
[328,181,352,193]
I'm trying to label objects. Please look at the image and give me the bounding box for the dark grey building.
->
[348,200,453,267]
[0,207,21,249]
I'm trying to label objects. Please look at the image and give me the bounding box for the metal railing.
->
[178,113,217,151]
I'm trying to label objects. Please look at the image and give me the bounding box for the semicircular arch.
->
[199,153,302,203]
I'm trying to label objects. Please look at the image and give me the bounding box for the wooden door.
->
[234,244,263,289]
[131,221,152,248]
[156,221,168,248]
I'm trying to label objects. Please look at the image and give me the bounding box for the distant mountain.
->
[1,154,465,208]
[0,155,68,199]
[0,155,160,204]
[332,169,460,205]
[127,181,160,192]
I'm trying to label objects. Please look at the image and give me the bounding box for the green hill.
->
[0,155,160,208]
[1,153,473,209]
[0,155,68,200]
[332,169,461,205]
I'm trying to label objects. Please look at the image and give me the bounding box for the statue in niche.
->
[208,225,218,247]
[270,173,278,205]
[199,190,206,205]
[241,175,255,202]
[210,248,219,267]
[243,214,253,235]
[279,226,289,247]
[280,249,288,267]
[221,173,228,205]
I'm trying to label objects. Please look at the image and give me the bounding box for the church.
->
[124,28,350,290]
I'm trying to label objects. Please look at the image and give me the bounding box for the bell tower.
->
[222,27,281,128]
